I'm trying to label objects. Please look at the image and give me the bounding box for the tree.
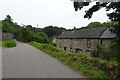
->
[86,22,103,28]
[102,21,115,28]
[1,15,49,43]
[42,26,66,37]
[2,15,13,32]
[25,25,32,31]
[78,21,115,29]
[28,32,49,43]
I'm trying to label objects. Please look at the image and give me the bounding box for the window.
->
[86,50,91,56]
[64,47,66,51]
[76,49,82,53]
[101,39,107,44]
[86,39,91,48]
[70,47,73,52]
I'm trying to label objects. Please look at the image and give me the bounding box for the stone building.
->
[56,27,116,55]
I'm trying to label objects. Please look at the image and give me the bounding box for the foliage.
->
[86,22,103,29]
[2,39,16,48]
[2,15,66,43]
[2,15,49,43]
[42,25,66,37]
[78,21,115,30]
[73,2,120,20]
[94,45,102,57]
[0,41,2,46]
[93,41,120,61]
[109,42,120,61]
[51,42,57,47]
[48,36,54,43]
[102,22,115,28]
[2,15,14,33]
[29,32,49,43]
[29,41,120,79]
[86,21,115,29]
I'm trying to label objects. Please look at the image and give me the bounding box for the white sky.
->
[0,0,110,29]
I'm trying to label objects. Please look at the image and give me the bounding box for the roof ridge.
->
[76,27,106,32]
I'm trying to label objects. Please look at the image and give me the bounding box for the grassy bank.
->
[0,41,2,46]
[2,39,16,48]
[29,41,120,80]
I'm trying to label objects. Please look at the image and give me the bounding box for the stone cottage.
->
[56,27,116,55]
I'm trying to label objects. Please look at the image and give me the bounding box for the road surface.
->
[2,42,85,78]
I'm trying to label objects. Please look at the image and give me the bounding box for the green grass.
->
[0,41,2,46]
[2,39,16,48]
[29,41,119,79]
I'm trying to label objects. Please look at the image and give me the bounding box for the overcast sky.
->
[0,0,110,29]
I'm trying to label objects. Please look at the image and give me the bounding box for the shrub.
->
[28,32,49,43]
[51,42,57,47]
[2,39,16,48]
[109,42,120,61]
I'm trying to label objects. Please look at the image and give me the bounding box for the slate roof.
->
[100,28,116,38]
[57,27,116,39]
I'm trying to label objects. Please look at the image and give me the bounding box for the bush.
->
[29,32,49,43]
[2,39,16,48]
[51,42,57,47]
[109,42,120,61]
[94,43,120,62]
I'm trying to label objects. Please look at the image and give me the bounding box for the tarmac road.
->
[2,42,85,78]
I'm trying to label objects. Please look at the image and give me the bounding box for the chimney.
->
[73,26,76,32]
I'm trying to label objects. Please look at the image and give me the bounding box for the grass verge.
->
[0,41,2,46]
[29,41,120,80]
[2,39,16,48]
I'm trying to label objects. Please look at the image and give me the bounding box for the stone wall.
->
[2,33,13,40]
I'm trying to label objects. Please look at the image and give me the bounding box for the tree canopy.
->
[86,22,103,28]
[2,15,49,43]
[42,26,66,37]
[73,2,120,20]
[1,15,67,43]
